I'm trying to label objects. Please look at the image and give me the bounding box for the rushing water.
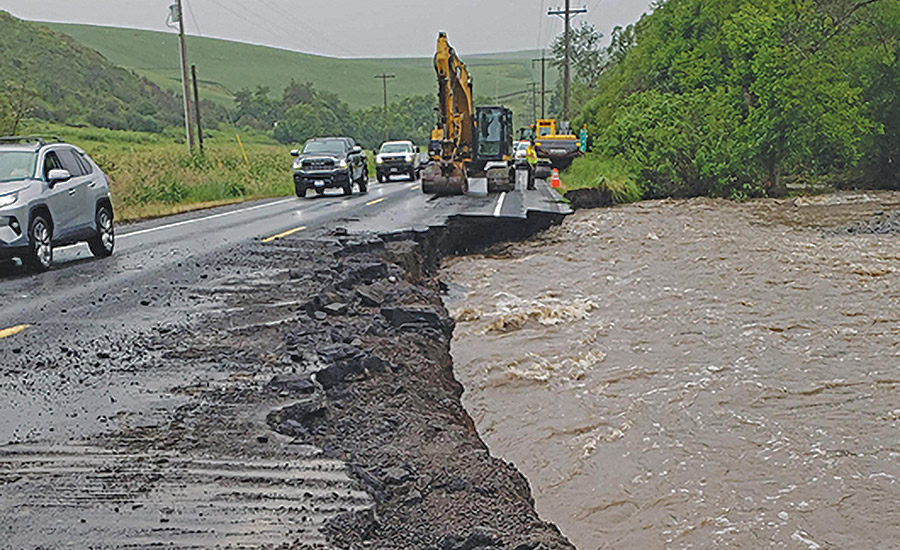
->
[445,197,900,549]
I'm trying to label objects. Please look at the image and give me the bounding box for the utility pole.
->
[548,1,588,122]
[528,82,539,122]
[531,54,548,119]
[191,64,204,155]
[170,1,196,154]
[374,73,396,142]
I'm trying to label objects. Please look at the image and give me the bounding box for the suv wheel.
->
[88,205,115,258]
[343,181,353,196]
[25,214,53,272]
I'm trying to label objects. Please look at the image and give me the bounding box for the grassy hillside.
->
[47,23,557,111]
[0,12,186,132]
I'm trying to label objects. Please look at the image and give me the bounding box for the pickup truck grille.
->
[302,158,336,171]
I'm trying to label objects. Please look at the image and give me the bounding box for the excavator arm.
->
[423,32,474,195]
[434,32,474,163]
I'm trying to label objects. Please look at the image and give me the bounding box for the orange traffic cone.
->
[550,168,561,189]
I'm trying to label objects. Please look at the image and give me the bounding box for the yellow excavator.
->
[422,32,516,195]
[521,119,583,172]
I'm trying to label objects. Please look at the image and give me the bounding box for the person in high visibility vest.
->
[526,141,538,190]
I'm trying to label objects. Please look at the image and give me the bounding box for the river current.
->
[445,196,900,549]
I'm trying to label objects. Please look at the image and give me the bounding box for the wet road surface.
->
[0,174,570,548]
[446,194,900,549]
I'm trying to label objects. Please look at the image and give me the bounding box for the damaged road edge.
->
[265,211,573,549]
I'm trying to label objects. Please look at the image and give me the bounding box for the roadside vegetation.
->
[560,0,900,202]
[27,123,290,222]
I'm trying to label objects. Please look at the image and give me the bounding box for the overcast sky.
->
[1,0,651,58]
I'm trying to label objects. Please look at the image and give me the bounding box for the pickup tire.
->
[295,181,307,198]
[342,181,353,196]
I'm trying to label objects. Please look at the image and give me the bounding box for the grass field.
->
[48,23,557,111]
[28,122,294,222]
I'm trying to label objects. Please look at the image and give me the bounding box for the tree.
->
[550,22,606,88]
[1,81,38,135]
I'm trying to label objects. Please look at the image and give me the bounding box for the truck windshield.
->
[0,151,36,183]
[303,141,347,155]
[381,143,413,154]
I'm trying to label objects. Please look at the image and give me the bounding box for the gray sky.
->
[1,1,651,58]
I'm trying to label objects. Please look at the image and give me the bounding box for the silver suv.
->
[0,136,115,271]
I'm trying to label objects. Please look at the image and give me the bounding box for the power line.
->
[251,0,359,58]
[185,0,203,36]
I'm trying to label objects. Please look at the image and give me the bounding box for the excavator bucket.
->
[422,162,467,196]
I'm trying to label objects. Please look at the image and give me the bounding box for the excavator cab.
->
[475,107,513,162]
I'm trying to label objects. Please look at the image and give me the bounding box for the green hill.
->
[0,12,183,132]
[47,22,557,111]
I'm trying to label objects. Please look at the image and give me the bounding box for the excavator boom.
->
[423,32,474,195]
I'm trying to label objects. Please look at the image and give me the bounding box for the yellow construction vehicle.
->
[422,32,515,195]
[521,119,583,172]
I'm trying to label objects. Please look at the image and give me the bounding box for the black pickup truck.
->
[292,137,368,197]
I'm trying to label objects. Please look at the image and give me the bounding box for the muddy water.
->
[445,196,900,549]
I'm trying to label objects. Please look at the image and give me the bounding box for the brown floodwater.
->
[445,195,900,549]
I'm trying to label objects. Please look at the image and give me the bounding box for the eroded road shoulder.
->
[0,221,572,549]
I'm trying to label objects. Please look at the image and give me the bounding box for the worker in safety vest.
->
[526,141,538,190]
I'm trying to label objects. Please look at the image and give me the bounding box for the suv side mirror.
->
[351,146,362,155]
[415,146,421,153]
[290,149,300,157]
[47,169,71,186]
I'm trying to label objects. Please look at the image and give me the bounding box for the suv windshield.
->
[303,140,347,155]
[0,151,37,183]
[381,143,413,154]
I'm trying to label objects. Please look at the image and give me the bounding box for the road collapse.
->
[262,215,571,548]
[0,210,571,548]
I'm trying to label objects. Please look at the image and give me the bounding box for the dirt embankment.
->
[263,227,573,548]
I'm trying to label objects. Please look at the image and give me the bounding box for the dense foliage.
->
[572,0,900,198]
[234,80,436,149]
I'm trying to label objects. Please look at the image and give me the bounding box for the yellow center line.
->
[366,198,386,207]
[261,226,307,243]
[0,324,29,340]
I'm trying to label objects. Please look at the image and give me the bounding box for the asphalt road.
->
[0,173,569,548]
[0,172,568,443]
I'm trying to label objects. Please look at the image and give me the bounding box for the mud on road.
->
[1,220,572,549]
[445,192,900,549]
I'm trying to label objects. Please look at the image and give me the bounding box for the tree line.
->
[233,80,436,150]
[558,0,900,198]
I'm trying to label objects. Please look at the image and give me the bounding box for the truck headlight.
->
[0,193,17,208]
[405,154,414,162]
[339,159,348,169]
[376,156,384,165]
[293,160,302,169]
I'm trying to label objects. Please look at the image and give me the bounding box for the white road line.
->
[118,198,295,240]
[493,192,507,218]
